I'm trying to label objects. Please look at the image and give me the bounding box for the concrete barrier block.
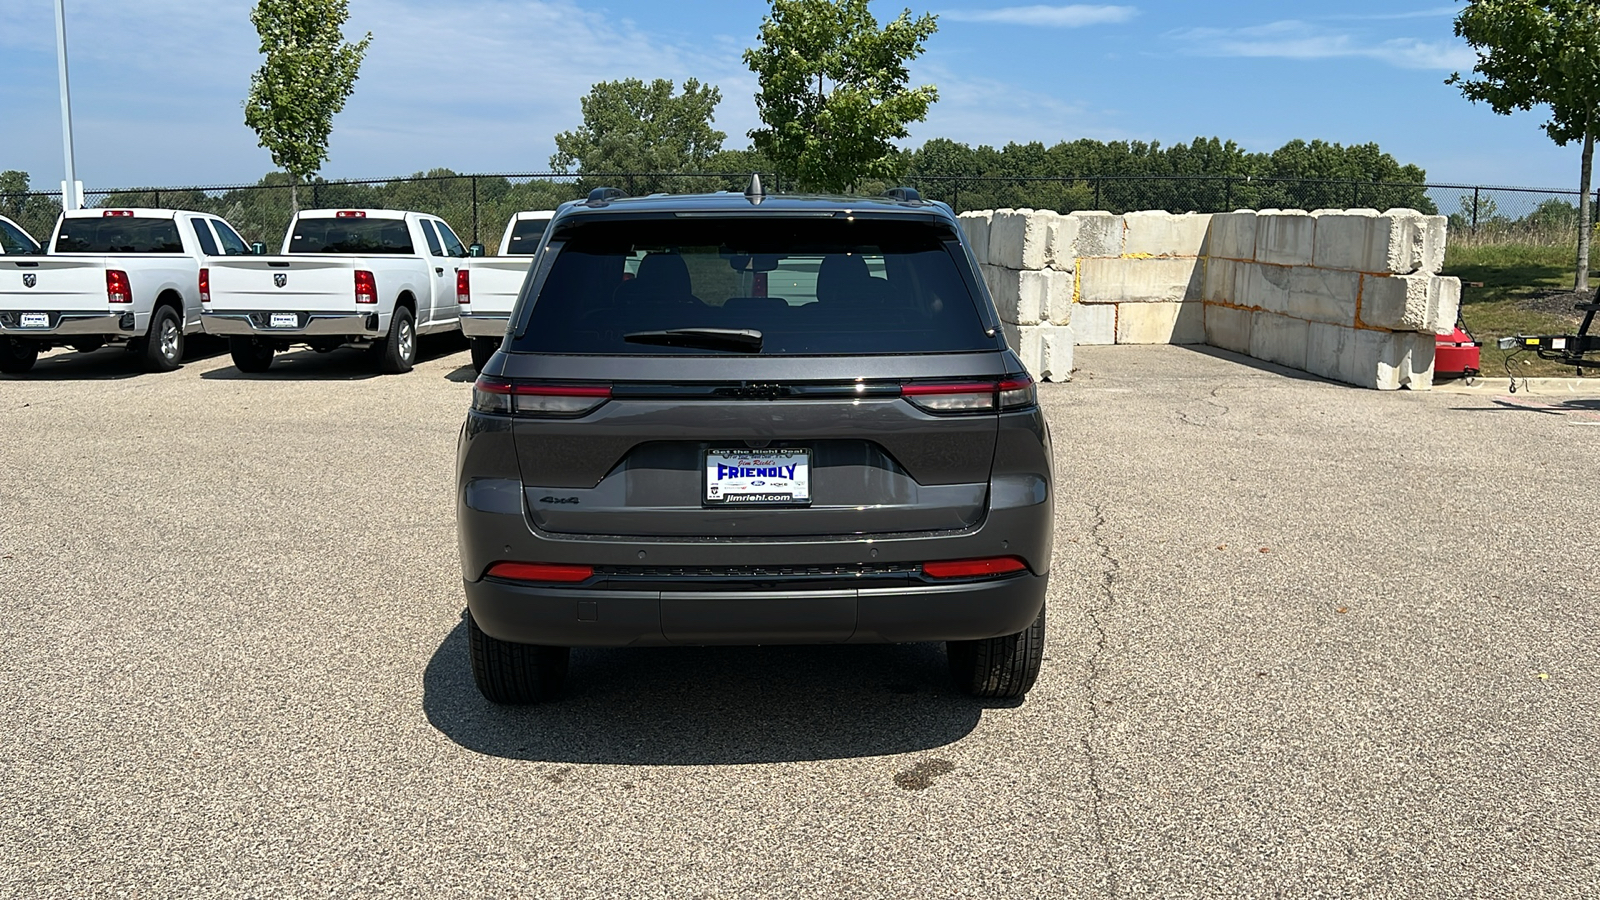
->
[1432,275,1461,335]
[1421,215,1448,275]
[1005,323,1074,382]
[1123,211,1213,258]
[1361,273,1444,333]
[1304,322,1356,381]
[1073,303,1116,345]
[1311,209,1378,271]
[1070,212,1124,258]
[1205,211,1257,261]
[1078,257,1201,303]
[1333,329,1434,390]
[1046,215,1080,271]
[959,211,992,267]
[1249,311,1309,370]
[1406,332,1436,390]
[1116,301,1205,344]
[1289,266,1361,325]
[1023,268,1074,325]
[1204,303,1253,354]
[1364,209,1425,274]
[982,265,1030,324]
[1237,262,1292,314]
[1255,210,1315,267]
[989,209,1055,270]
[1202,258,1236,303]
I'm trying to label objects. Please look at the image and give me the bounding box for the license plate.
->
[269,313,299,328]
[705,449,811,505]
[18,313,49,328]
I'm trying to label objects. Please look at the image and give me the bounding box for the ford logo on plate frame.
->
[273,273,287,288]
[22,273,36,288]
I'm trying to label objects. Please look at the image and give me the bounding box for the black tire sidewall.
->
[142,306,183,372]
[0,337,39,374]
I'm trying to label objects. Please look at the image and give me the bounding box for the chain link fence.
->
[2,171,1593,251]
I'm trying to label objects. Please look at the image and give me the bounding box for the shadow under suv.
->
[456,185,1054,704]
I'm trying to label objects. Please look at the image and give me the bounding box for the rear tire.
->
[375,306,416,374]
[468,613,569,704]
[469,337,498,372]
[138,305,184,372]
[947,605,1046,699]
[229,336,275,373]
[0,337,39,374]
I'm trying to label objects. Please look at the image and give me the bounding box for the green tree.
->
[0,170,63,243]
[550,78,727,194]
[243,0,371,214]
[1449,0,1600,291]
[744,0,939,193]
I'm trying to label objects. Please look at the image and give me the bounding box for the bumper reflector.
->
[922,557,1029,579]
[486,562,594,583]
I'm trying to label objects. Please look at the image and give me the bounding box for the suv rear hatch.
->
[490,213,1022,539]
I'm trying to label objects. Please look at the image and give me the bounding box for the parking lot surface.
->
[2,341,1596,898]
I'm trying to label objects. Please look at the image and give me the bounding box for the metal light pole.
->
[54,0,81,211]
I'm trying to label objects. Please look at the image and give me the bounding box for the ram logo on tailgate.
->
[22,274,36,288]
[273,273,287,288]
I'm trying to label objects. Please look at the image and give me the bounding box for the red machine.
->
[1435,325,1482,380]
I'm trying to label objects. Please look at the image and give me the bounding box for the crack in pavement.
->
[1177,385,1232,428]
[1083,502,1121,898]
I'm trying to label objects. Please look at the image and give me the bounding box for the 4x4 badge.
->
[22,274,36,288]
[273,273,287,288]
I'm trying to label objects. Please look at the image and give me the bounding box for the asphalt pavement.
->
[1,339,1596,898]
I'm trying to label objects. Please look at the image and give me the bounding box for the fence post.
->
[1224,178,1233,210]
[471,175,479,244]
[313,182,321,208]
[1094,178,1102,209]
[153,190,160,208]
[1472,187,1480,236]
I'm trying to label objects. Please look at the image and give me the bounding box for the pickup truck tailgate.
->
[463,257,533,314]
[0,257,113,312]
[207,257,358,311]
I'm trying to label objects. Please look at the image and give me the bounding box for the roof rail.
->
[881,186,922,203]
[586,187,626,207]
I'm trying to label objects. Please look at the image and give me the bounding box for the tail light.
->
[486,562,594,583]
[457,269,470,304]
[106,270,131,303]
[336,210,367,218]
[102,210,133,217]
[198,267,210,303]
[922,557,1029,579]
[473,376,611,417]
[354,270,376,304]
[901,373,1036,414]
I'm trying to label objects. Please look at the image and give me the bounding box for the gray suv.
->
[456,185,1053,704]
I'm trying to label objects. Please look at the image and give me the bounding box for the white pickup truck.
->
[202,209,469,374]
[0,207,251,375]
[460,209,552,371]
[0,216,42,256]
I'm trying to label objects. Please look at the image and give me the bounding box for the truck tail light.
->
[922,557,1029,579]
[198,267,210,303]
[336,210,366,218]
[106,270,132,303]
[472,376,611,417]
[485,562,594,583]
[102,210,133,217]
[354,270,376,304]
[901,374,1037,414]
[457,269,470,304]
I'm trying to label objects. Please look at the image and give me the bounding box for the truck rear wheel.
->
[375,306,416,374]
[0,337,39,374]
[468,613,569,704]
[469,337,498,372]
[229,336,275,373]
[137,305,184,372]
[947,605,1046,700]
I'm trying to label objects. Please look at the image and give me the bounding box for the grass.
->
[1441,242,1596,379]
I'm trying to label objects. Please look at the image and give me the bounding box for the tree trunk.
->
[1578,111,1594,294]
[289,175,300,218]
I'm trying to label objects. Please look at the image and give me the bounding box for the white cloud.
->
[1171,20,1476,71]
[941,5,1137,28]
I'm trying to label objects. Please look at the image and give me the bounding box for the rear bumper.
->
[201,310,382,338]
[460,312,509,338]
[465,571,1047,647]
[0,311,137,338]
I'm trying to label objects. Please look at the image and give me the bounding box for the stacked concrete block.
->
[1073,305,1116,346]
[1077,257,1201,304]
[971,209,1075,381]
[1122,211,1212,258]
[1255,210,1315,266]
[1117,302,1205,345]
[958,211,992,266]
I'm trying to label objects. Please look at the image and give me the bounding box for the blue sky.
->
[0,1,1584,192]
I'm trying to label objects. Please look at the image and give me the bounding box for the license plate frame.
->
[18,313,49,328]
[704,448,812,506]
[269,312,300,329]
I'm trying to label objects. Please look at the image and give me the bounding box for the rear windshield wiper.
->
[623,328,763,353]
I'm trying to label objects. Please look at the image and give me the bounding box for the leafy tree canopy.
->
[744,0,938,193]
[551,78,727,181]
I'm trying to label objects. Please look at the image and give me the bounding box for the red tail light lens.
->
[902,374,1037,414]
[336,210,367,218]
[198,267,210,303]
[106,270,131,303]
[473,376,612,417]
[457,269,470,304]
[922,557,1029,579]
[102,210,133,217]
[354,270,376,304]
[486,562,594,583]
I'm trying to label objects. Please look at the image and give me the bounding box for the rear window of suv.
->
[54,217,183,253]
[512,217,995,356]
[288,218,414,254]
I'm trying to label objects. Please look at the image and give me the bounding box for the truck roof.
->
[294,209,413,220]
[550,189,955,228]
[61,208,198,219]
